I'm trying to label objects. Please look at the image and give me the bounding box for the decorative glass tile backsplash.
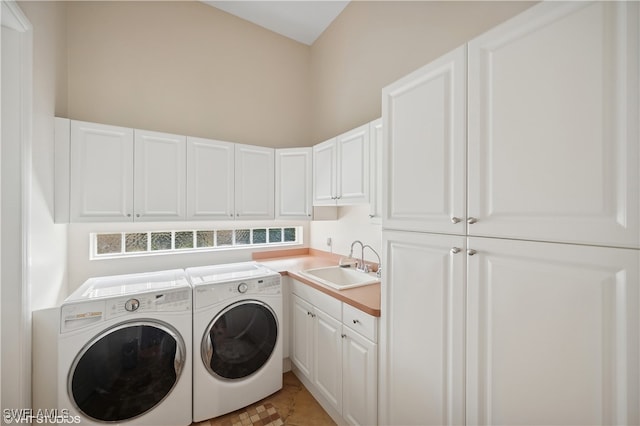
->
[92,226,301,258]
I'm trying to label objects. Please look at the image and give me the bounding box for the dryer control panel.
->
[194,275,281,310]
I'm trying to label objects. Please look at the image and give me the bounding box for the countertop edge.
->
[253,250,381,318]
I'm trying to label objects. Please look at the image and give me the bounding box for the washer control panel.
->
[194,274,281,309]
[107,289,191,319]
[60,288,192,333]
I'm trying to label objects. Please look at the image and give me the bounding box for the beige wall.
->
[309,1,536,143]
[66,1,311,148]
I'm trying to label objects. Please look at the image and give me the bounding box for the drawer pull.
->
[352,319,360,324]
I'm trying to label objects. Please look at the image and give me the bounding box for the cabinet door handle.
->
[127,213,131,217]
[467,249,477,256]
[136,214,140,218]
[451,216,461,224]
[451,247,461,254]
[341,334,347,339]
[467,217,478,224]
[352,319,360,324]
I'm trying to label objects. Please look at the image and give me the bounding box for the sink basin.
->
[298,266,379,290]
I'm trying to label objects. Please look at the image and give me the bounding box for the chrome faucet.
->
[363,245,382,278]
[349,240,382,278]
[349,240,365,271]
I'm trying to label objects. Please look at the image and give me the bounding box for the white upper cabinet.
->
[134,129,186,221]
[313,123,370,206]
[466,237,639,425]
[275,147,312,220]
[313,138,338,206]
[337,124,370,205]
[186,137,235,220]
[368,118,383,223]
[234,144,275,220]
[467,1,639,248]
[382,45,467,235]
[70,120,134,222]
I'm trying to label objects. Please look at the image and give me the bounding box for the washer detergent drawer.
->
[60,301,105,333]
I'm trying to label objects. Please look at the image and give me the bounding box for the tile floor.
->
[192,372,336,426]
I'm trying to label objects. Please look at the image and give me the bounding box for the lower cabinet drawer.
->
[342,302,377,342]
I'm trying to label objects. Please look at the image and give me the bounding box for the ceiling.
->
[201,1,350,45]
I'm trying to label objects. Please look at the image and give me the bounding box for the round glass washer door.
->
[202,300,278,380]
[68,320,186,423]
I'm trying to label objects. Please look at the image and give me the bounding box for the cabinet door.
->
[337,124,369,205]
[466,237,639,425]
[275,148,312,220]
[342,327,377,426]
[134,129,186,221]
[468,2,639,248]
[382,45,467,235]
[186,137,234,220]
[313,307,343,414]
[369,118,383,222]
[70,121,134,222]
[235,144,275,220]
[313,138,337,206]
[380,230,465,426]
[291,295,314,379]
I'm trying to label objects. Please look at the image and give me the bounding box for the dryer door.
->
[68,321,186,422]
[203,300,278,380]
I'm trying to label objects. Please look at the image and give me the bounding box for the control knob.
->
[237,282,248,294]
[125,298,140,312]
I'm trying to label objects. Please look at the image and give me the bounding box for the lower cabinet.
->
[291,280,377,426]
[381,230,639,426]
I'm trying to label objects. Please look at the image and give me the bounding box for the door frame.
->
[1,0,33,411]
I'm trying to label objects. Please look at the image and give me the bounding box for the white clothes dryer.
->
[58,269,192,426]
[186,262,282,422]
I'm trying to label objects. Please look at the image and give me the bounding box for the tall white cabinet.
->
[381,2,639,426]
[467,1,639,248]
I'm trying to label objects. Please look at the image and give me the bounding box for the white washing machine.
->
[186,262,283,422]
[58,269,192,425]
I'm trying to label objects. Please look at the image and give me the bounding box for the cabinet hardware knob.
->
[467,249,477,256]
[136,214,140,218]
[127,213,131,217]
[451,247,461,254]
[341,334,347,339]
[352,319,360,324]
[467,217,478,224]
[451,217,461,224]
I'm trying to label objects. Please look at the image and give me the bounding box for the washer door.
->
[202,300,278,380]
[68,321,186,423]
